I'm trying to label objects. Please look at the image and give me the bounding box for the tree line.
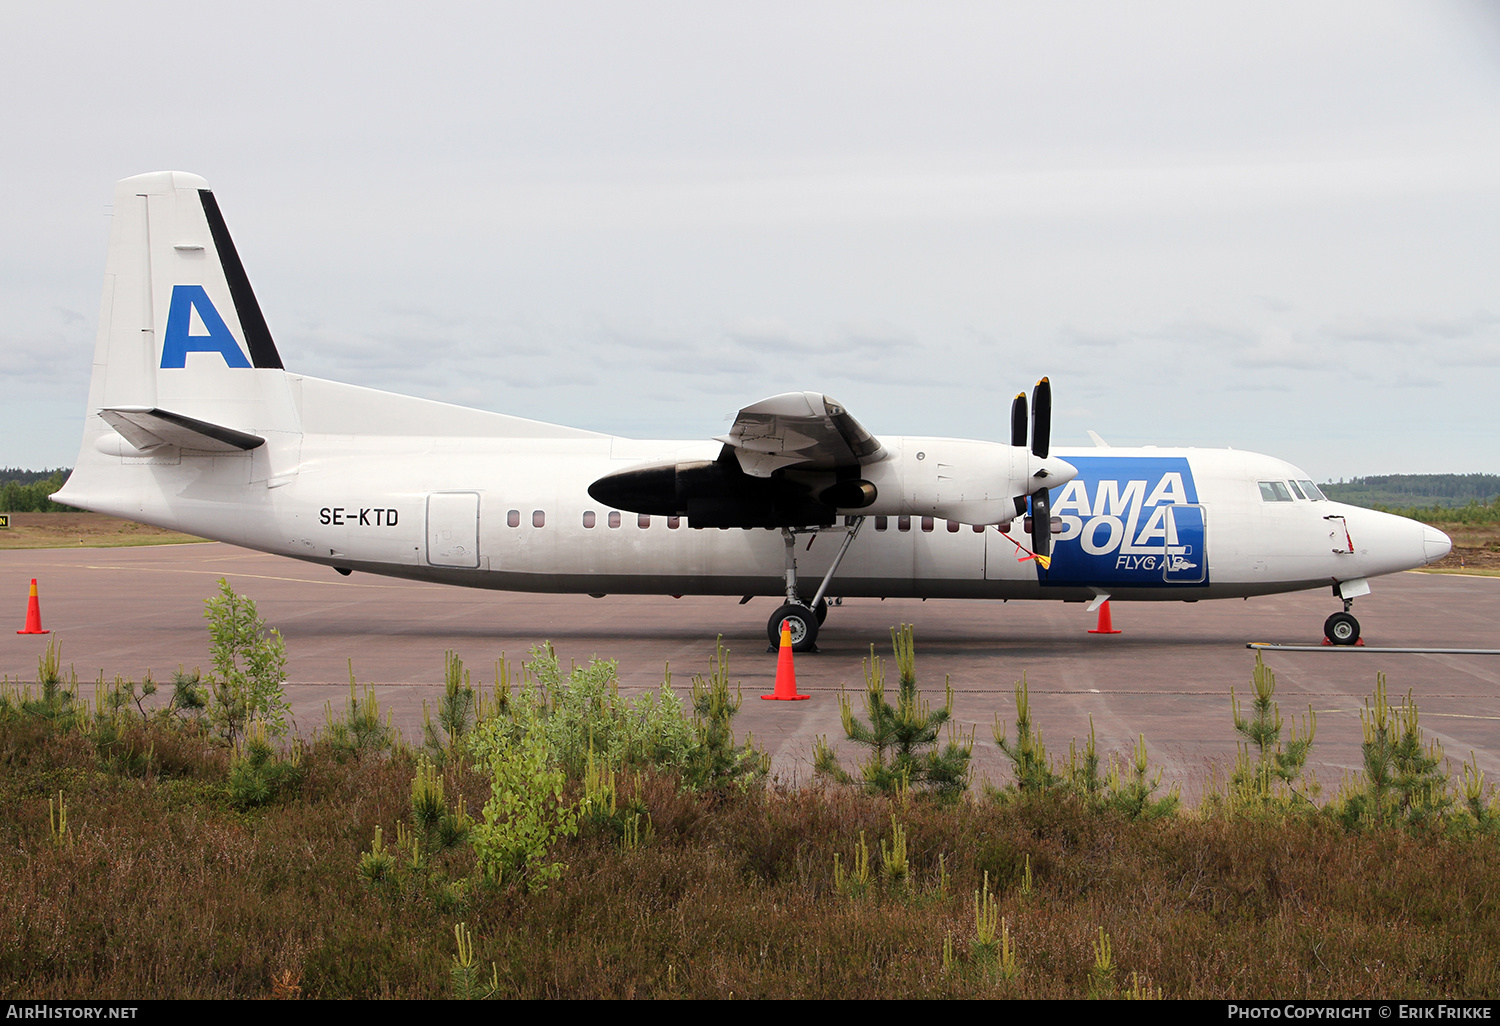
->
[0,469,77,512]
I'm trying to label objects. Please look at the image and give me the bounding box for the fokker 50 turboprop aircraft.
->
[55,172,1453,651]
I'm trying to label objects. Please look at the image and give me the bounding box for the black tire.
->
[814,597,829,625]
[1324,611,1360,646]
[768,604,819,652]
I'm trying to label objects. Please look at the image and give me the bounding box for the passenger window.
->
[507,509,520,528]
[608,511,621,529]
[638,514,650,529]
[947,519,960,533]
[874,516,888,532]
[1258,481,1293,502]
[921,517,934,533]
[532,510,545,527]
[583,511,596,528]
[668,516,680,529]
[898,516,911,532]
[973,524,985,533]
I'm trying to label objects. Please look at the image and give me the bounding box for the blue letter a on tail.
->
[160,285,252,368]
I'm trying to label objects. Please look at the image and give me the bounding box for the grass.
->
[0,512,207,549]
[4,669,1500,999]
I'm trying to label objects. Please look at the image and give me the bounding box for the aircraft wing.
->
[713,391,886,478]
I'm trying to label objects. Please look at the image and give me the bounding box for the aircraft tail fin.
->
[57,172,299,513]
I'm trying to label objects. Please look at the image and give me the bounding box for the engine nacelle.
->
[854,438,1074,525]
[587,437,1076,529]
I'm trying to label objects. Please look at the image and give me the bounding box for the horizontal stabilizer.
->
[98,406,265,453]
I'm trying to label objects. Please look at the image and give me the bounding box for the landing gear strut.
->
[765,519,865,652]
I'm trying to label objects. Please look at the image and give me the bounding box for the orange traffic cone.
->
[761,619,810,700]
[1088,599,1121,635]
[17,578,49,635]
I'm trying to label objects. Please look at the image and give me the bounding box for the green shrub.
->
[470,725,578,890]
[203,578,289,743]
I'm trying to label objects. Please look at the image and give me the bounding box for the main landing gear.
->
[766,519,864,653]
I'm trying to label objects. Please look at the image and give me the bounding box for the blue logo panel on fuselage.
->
[1041,456,1209,588]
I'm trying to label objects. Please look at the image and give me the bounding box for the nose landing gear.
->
[1323,610,1361,646]
[1323,582,1365,646]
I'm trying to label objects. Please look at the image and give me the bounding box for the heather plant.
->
[203,577,289,743]
[813,625,972,798]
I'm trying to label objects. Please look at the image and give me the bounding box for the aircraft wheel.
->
[814,598,829,625]
[1324,611,1360,646]
[768,604,819,652]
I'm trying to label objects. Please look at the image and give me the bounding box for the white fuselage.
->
[60,376,1445,605]
[55,171,1450,622]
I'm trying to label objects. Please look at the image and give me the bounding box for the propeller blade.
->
[1010,392,1027,448]
[1030,377,1051,460]
[1010,392,1030,518]
[1030,489,1052,558]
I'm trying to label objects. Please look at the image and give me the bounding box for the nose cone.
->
[1035,455,1077,489]
[1423,525,1452,564]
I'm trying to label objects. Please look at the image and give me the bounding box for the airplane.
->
[54,171,1453,652]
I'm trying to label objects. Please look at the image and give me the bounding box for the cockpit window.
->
[1298,480,1326,501]
[1259,481,1294,502]
[1287,480,1306,500]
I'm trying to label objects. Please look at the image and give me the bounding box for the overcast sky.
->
[4,1,1498,480]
